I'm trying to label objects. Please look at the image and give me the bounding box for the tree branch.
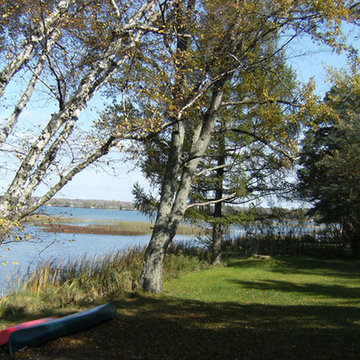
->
[21,136,118,218]
[230,128,297,161]
[186,192,237,209]
[221,99,301,108]
[0,0,75,97]
[195,163,231,177]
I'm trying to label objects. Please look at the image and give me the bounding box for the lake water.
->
[0,207,327,295]
[0,207,195,295]
[40,206,153,224]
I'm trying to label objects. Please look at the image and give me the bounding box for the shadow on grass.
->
[229,279,360,303]
[228,256,360,279]
[272,257,360,278]
[2,293,360,360]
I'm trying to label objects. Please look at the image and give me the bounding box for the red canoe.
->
[0,316,59,346]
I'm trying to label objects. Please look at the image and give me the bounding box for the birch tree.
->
[0,0,167,242]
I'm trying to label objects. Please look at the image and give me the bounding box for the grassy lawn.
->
[1,256,360,359]
[164,256,360,306]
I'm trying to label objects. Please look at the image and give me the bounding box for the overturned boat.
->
[0,316,59,346]
[8,303,116,355]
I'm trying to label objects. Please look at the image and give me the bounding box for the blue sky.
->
[0,30,358,203]
[56,41,354,202]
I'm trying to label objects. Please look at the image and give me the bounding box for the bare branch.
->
[195,164,232,178]
[110,0,122,18]
[21,136,118,218]
[0,30,60,146]
[221,99,301,108]
[186,192,237,209]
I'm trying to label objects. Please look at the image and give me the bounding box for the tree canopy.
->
[298,69,360,255]
[0,0,359,288]
[121,0,359,291]
[0,0,165,242]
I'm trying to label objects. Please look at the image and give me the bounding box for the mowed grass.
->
[164,256,360,306]
[1,255,360,360]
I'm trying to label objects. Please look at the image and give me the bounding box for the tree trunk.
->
[0,0,74,97]
[211,122,226,265]
[0,0,159,222]
[212,220,222,265]
[139,119,185,292]
[140,79,227,292]
[210,172,224,265]
[141,215,180,292]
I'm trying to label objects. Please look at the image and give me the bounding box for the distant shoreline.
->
[36,197,135,211]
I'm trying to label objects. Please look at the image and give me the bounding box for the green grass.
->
[1,255,360,359]
[164,256,360,306]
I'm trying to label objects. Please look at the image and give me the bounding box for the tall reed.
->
[0,243,210,318]
[4,247,144,312]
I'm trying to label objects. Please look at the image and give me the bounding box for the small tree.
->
[189,46,300,264]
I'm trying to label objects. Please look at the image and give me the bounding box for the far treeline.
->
[34,198,135,211]
[26,196,309,220]
[0,0,359,292]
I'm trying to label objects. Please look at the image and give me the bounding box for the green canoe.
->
[9,303,116,355]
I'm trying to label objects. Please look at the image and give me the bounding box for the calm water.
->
[0,207,195,295]
[0,207,326,295]
[40,206,153,224]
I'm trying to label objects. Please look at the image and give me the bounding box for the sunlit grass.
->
[1,255,360,359]
[163,256,360,306]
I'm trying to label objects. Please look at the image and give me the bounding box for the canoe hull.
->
[9,303,116,355]
[0,317,59,346]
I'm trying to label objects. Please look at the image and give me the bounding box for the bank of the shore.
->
[1,255,360,360]
[1,207,201,296]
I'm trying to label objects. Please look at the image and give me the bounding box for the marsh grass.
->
[28,215,203,236]
[0,244,209,325]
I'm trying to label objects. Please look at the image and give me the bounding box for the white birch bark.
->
[0,0,163,220]
[0,30,60,146]
[16,136,118,220]
[0,0,74,97]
